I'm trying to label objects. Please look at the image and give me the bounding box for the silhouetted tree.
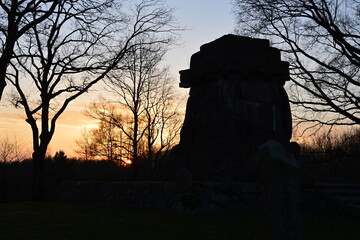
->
[84,39,183,179]
[233,0,360,133]
[6,0,179,198]
[75,117,133,164]
[0,0,60,100]
[0,136,29,163]
[75,129,101,161]
[93,121,119,162]
[142,71,183,176]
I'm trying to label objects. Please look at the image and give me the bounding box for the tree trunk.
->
[0,69,7,101]
[132,108,139,180]
[132,137,139,180]
[32,147,47,200]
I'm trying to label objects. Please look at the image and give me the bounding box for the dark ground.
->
[1,201,360,240]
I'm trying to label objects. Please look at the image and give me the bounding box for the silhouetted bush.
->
[300,128,360,184]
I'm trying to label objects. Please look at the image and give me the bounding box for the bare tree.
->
[75,117,132,164]
[6,0,178,197]
[0,136,29,162]
[74,129,97,160]
[90,120,124,162]
[0,0,60,100]
[78,103,129,163]
[75,129,100,161]
[233,0,360,134]
[84,40,183,179]
[142,70,183,176]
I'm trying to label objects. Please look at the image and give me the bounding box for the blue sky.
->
[166,0,235,76]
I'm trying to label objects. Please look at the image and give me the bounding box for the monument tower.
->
[170,34,292,181]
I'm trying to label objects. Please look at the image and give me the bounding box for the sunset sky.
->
[0,0,235,157]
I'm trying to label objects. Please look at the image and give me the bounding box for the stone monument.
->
[169,34,293,181]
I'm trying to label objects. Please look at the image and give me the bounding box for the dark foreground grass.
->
[0,202,360,240]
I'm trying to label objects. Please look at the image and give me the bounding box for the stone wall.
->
[52,181,258,212]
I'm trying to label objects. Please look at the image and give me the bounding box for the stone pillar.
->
[171,34,293,181]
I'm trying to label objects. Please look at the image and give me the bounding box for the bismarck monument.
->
[169,34,293,181]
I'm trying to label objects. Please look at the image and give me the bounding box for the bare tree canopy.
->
[0,136,29,162]
[5,0,180,197]
[233,0,360,133]
[0,0,60,100]
[83,38,183,179]
[75,118,125,163]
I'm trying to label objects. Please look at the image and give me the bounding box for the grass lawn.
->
[0,201,360,240]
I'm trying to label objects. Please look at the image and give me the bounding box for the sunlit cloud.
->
[0,112,27,130]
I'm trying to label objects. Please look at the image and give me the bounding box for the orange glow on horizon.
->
[0,100,99,158]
